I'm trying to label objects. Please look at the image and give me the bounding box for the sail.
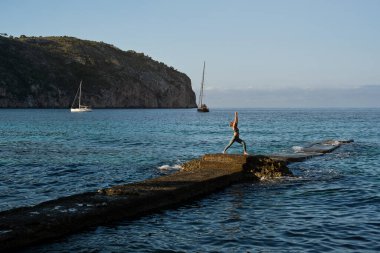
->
[198,61,205,108]
[71,81,81,109]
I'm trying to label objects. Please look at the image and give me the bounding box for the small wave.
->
[292,146,304,153]
[158,164,182,171]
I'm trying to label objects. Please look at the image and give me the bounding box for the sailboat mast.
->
[199,61,205,107]
[78,80,82,108]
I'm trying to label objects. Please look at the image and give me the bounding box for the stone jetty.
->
[269,139,353,163]
[0,140,353,251]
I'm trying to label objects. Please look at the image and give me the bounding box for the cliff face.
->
[0,36,197,108]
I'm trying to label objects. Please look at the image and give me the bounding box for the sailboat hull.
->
[70,108,92,112]
[197,107,209,112]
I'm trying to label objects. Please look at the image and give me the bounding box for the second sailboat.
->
[197,61,209,112]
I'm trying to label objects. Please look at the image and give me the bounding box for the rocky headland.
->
[0,35,196,108]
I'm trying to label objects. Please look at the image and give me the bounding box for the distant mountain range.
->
[204,85,380,108]
[0,35,196,108]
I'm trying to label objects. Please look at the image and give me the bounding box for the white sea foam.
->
[158,165,170,170]
[292,146,304,153]
[0,230,12,234]
[158,164,182,171]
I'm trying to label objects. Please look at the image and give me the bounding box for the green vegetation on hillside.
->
[0,35,196,108]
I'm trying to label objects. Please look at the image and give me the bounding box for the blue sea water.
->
[1,108,379,252]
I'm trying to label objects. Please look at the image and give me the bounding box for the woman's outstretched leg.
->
[223,137,235,154]
[236,138,248,155]
[241,140,248,155]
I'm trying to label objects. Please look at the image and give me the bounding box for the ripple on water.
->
[2,109,380,252]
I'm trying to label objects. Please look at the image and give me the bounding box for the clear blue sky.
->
[1,0,380,106]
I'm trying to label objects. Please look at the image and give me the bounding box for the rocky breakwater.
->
[269,139,354,163]
[182,154,291,181]
[0,35,196,108]
[0,154,288,251]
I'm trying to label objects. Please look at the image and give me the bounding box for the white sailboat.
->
[197,61,209,112]
[70,80,92,112]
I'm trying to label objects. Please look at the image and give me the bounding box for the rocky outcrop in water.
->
[0,154,290,251]
[0,140,353,251]
[182,154,291,180]
[0,35,197,108]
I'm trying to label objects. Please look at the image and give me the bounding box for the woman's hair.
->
[229,121,234,127]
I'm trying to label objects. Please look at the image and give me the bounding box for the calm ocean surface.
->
[1,108,379,252]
